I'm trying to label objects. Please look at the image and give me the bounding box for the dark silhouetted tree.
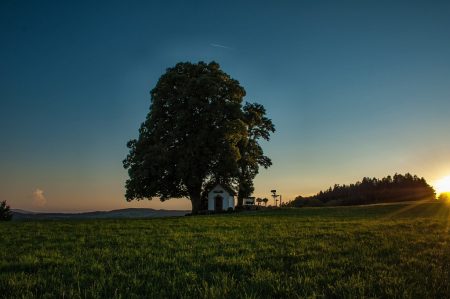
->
[123,61,274,214]
[256,197,263,206]
[262,197,269,206]
[0,200,12,221]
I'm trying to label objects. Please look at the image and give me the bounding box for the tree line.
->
[289,173,436,207]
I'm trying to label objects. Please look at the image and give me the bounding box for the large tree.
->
[123,61,274,214]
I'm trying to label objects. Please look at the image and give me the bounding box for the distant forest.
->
[289,173,436,207]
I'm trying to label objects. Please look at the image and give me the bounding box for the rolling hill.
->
[11,208,188,220]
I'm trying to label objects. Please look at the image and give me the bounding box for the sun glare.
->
[435,176,450,195]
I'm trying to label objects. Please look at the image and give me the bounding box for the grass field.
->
[1,202,450,298]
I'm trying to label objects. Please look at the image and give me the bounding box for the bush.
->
[0,200,13,221]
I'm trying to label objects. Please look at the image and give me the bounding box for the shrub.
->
[0,200,13,221]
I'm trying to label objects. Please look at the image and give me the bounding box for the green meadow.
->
[1,202,450,298]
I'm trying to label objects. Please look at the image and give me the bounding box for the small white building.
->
[207,184,235,212]
[243,197,255,206]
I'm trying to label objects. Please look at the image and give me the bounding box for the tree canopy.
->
[123,61,274,214]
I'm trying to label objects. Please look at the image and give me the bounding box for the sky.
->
[1,0,450,212]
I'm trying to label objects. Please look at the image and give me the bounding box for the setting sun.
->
[434,176,450,195]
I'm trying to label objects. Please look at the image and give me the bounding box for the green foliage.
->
[290,173,436,207]
[0,200,12,221]
[1,202,450,298]
[123,61,274,213]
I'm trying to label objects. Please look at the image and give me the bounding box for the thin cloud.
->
[32,188,47,207]
[210,43,235,50]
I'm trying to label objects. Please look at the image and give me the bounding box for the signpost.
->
[271,189,281,207]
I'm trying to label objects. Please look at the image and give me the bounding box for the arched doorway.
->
[215,195,223,211]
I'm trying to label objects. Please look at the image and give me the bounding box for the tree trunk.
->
[237,195,244,207]
[190,193,202,215]
[237,183,245,207]
[188,183,203,215]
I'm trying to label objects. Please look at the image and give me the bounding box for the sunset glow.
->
[435,176,450,195]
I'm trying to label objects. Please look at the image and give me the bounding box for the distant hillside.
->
[11,208,188,220]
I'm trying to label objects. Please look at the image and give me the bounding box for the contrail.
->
[210,43,234,50]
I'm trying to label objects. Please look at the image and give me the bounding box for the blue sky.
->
[1,0,450,211]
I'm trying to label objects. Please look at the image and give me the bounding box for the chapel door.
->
[215,195,223,211]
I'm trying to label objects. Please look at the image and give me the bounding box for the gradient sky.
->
[1,0,450,212]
